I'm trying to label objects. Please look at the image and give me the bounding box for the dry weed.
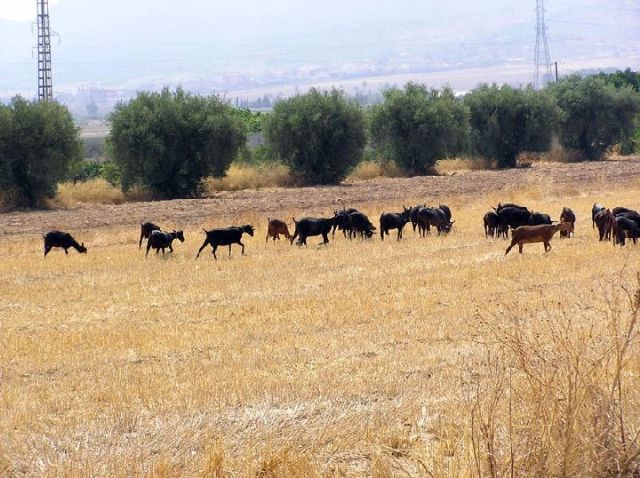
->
[207,163,295,192]
[55,179,153,206]
[346,161,404,182]
[459,279,640,476]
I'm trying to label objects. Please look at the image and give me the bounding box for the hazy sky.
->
[1,0,639,99]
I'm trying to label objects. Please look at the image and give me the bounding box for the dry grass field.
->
[2,158,640,476]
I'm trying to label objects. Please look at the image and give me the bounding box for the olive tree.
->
[0,97,81,207]
[550,76,640,160]
[464,84,560,168]
[108,88,246,198]
[368,83,470,174]
[265,88,365,184]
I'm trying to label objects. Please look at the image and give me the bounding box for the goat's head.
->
[78,242,88,254]
[175,230,185,242]
[243,225,255,236]
[402,206,411,220]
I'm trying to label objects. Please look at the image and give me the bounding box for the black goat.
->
[559,207,576,238]
[416,207,454,236]
[409,204,426,232]
[196,225,254,259]
[613,216,640,246]
[380,207,411,241]
[438,204,452,223]
[146,230,185,256]
[43,230,87,257]
[612,206,638,217]
[332,209,355,238]
[291,217,337,246]
[497,207,532,231]
[494,202,528,212]
[139,222,161,248]
[592,203,605,229]
[349,211,376,239]
[529,212,552,226]
[483,211,500,238]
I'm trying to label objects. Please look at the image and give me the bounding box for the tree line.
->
[1,71,639,207]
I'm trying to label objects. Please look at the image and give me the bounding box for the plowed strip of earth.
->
[2,157,639,236]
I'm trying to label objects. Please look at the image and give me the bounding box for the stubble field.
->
[2,158,640,476]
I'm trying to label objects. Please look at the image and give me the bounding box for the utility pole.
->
[37,0,53,102]
[554,61,559,82]
[533,0,552,89]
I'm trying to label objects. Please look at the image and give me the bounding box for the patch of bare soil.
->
[2,157,639,237]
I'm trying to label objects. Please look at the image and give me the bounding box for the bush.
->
[101,161,121,187]
[464,84,560,168]
[369,84,470,175]
[108,87,246,199]
[0,97,82,207]
[265,88,366,184]
[67,160,103,183]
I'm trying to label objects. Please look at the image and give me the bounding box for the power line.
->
[557,2,640,12]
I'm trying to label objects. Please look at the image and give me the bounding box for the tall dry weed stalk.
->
[199,439,226,478]
[463,277,640,477]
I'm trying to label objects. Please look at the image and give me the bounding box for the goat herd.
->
[39,201,639,259]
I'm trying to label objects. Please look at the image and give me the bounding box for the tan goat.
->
[266,218,292,242]
[505,222,574,255]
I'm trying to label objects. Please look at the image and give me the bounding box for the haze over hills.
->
[1,0,639,118]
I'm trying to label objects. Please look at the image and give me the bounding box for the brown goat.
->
[266,218,292,242]
[594,209,614,241]
[505,222,574,255]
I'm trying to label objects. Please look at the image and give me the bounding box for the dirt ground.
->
[1,157,639,237]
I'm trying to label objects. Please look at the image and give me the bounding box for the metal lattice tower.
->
[37,0,53,101]
[533,0,552,89]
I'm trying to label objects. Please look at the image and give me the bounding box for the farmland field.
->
[2,158,640,476]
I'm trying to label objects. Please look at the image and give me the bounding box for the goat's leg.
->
[239,240,245,254]
[145,243,151,257]
[168,244,173,253]
[544,241,551,252]
[212,246,218,260]
[139,234,144,249]
[518,244,523,253]
[505,241,515,255]
[44,245,51,257]
[64,248,69,255]
[196,239,209,258]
